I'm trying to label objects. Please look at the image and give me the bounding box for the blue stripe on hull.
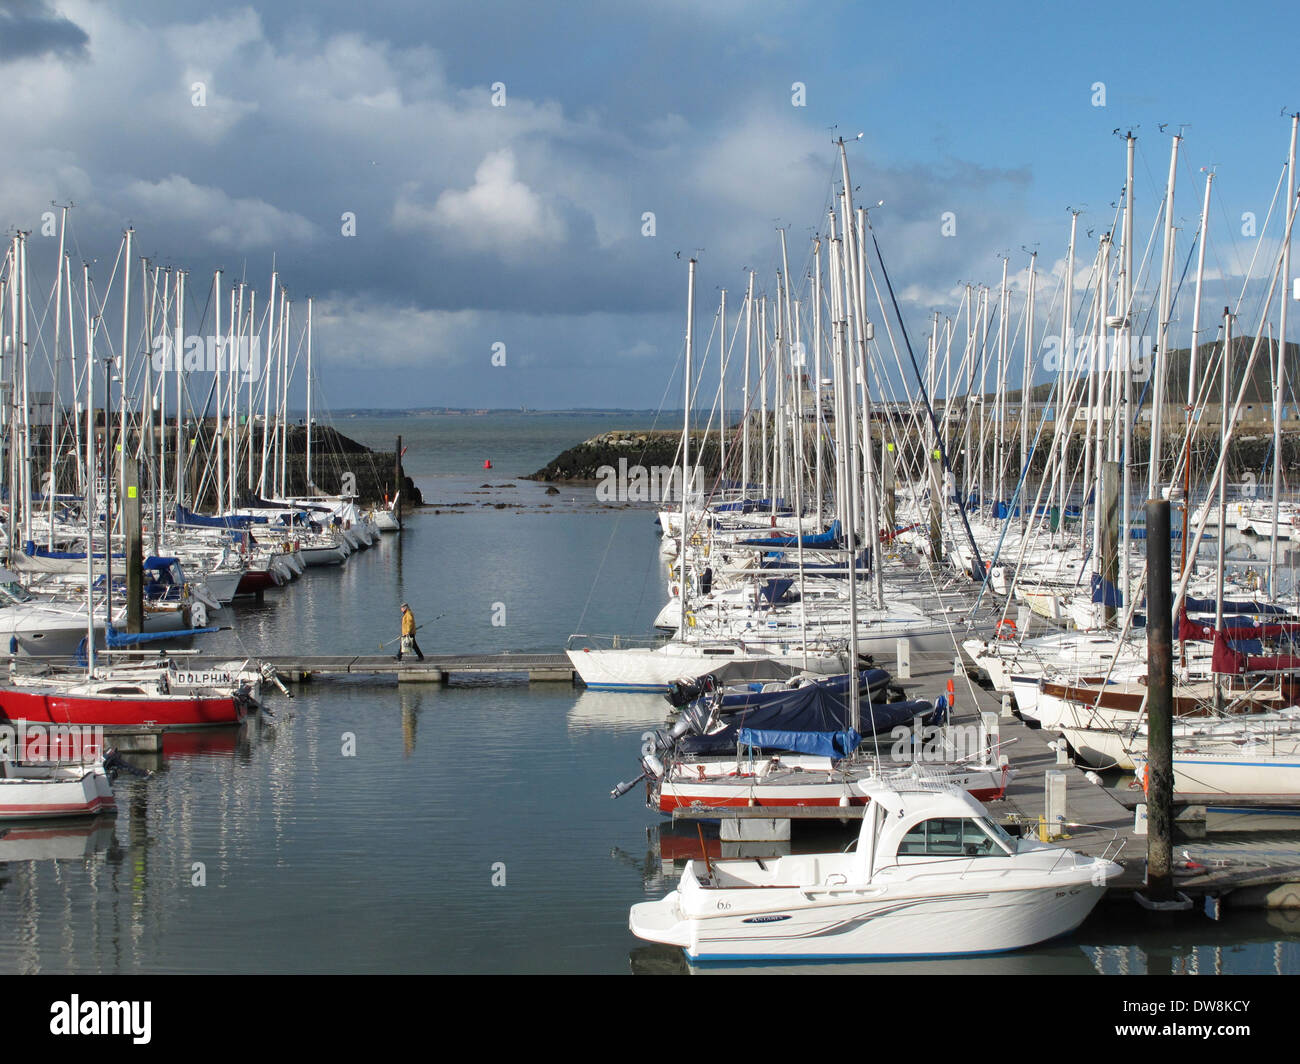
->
[582,683,669,692]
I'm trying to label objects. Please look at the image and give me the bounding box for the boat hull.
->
[0,764,115,820]
[657,766,1010,811]
[631,878,1109,961]
[0,688,244,729]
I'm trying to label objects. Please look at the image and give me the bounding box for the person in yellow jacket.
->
[398,602,425,661]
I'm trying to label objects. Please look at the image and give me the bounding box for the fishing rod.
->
[378,612,446,650]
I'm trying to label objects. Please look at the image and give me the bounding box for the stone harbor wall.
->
[525,430,721,482]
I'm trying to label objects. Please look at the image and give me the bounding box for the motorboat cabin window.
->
[0,580,34,606]
[897,817,1013,858]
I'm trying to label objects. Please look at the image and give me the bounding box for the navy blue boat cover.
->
[680,679,936,757]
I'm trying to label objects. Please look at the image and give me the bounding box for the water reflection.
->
[629,942,1099,976]
[1080,910,1300,974]
[0,816,116,863]
[629,910,1300,976]
[567,690,668,734]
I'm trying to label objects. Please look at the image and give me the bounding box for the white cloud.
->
[393,148,565,257]
[123,175,316,247]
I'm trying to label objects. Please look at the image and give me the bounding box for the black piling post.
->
[1145,496,1174,901]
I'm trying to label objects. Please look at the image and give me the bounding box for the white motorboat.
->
[630,780,1121,961]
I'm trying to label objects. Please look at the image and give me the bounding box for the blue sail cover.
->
[175,505,265,528]
[760,549,873,574]
[1183,594,1287,616]
[737,728,861,757]
[1096,574,1289,619]
[104,625,220,647]
[679,676,937,757]
[23,540,122,560]
[739,519,842,549]
[757,578,796,604]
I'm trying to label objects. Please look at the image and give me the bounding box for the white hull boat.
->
[630,781,1120,961]
[567,638,850,692]
[0,759,115,820]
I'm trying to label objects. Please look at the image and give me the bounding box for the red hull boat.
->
[0,687,245,730]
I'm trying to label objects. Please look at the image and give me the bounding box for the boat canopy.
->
[679,681,937,756]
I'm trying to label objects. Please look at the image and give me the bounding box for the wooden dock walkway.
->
[177,652,577,684]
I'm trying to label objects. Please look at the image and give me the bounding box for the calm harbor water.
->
[2,413,1299,974]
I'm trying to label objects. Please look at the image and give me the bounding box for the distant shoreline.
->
[333,408,683,418]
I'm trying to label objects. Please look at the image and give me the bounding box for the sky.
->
[2,0,1299,413]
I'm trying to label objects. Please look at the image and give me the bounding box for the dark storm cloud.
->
[0,0,88,61]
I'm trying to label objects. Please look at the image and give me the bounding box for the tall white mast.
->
[742,271,754,495]
[679,258,696,639]
[812,239,823,526]
[231,283,243,511]
[48,206,69,546]
[18,232,32,548]
[214,269,224,514]
[84,260,97,676]
[1060,212,1078,534]
[994,256,1008,507]
[278,293,291,498]
[305,295,314,494]
[1269,114,1298,592]
[1187,172,1214,408]
[1120,133,1135,612]
[1021,251,1037,536]
[1148,133,1180,499]
[118,227,132,530]
[259,270,277,496]
[718,288,726,485]
[174,268,186,512]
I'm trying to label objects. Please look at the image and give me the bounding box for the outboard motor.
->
[612,752,664,799]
